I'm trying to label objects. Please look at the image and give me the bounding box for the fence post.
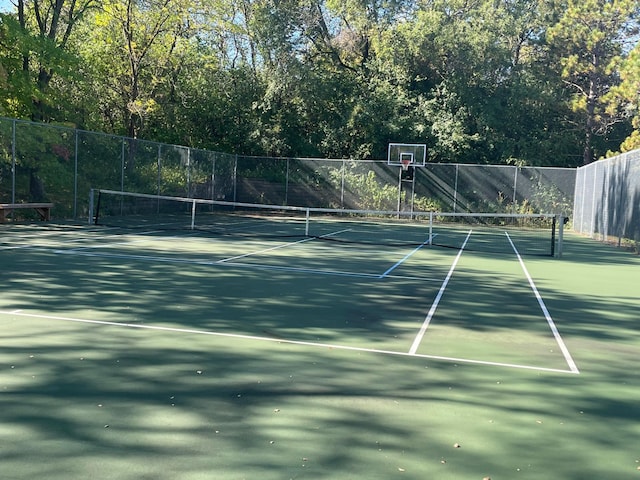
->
[11,119,16,204]
[590,163,598,237]
[285,157,290,206]
[233,154,238,203]
[157,144,162,197]
[120,137,125,192]
[604,160,611,242]
[211,152,216,201]
[187,147,192,198]
[74,129,79,218]
[453,164,459,212]
[340,159,345,208]
[512,166,519,212]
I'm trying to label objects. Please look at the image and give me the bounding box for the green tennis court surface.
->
[1,223,639,479]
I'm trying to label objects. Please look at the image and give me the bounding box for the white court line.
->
[65,238,157,252]
[0,227,160,251]
[0,310,578,374]
[0,228,94,250]
[63,229,187,253]
[223,261,391,279]
[217,237,317,263]
[379,235,435,278]
[1,240,93,251]
[53,249,217,265]
[408,230,472,355]
[505,232,580,374]
[0,244,37,251]
[221,260,440,281]
[217,228,352,263]
[51,247,436,281]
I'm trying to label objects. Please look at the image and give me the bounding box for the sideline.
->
[505,232,580,374]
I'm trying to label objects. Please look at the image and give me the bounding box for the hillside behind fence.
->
[1,117,576,221]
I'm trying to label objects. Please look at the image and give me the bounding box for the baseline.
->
[1,309,578,375]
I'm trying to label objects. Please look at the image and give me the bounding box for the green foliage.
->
[606,43,640,154]
[328,162,397,210]
[3,0,640,168]
[412,195,443,212]
[528,180,574,216]
[238,157,288,183]
[0,14,53,119]
[547,0,640,163]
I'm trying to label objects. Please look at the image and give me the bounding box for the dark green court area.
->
[1,223,639,479]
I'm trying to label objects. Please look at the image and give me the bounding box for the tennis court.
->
[1,216,639,479]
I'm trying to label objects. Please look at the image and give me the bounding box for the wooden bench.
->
[0,203,54,222]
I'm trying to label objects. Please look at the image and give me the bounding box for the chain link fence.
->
[573,150,640,249]
[1,117,575,221]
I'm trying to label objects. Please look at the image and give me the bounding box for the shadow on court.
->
[1,229,640,479]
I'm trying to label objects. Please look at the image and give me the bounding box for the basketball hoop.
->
[401,159,411,171]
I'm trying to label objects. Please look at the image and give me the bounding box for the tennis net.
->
[91,189,562,256]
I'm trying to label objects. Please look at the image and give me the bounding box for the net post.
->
[93,189,102,225]
[305,208,310,236]
[190,199,197,230]
[551,215,556,257]
[557,214,564,258]
[88,189,94,225]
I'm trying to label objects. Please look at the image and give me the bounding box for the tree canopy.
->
[2,0,639,166]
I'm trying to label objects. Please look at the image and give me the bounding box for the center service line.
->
[408,230,472,355]
[217,228,352,263]
[379,235,436,278]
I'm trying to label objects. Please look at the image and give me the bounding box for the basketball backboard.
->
[387,143,427,167]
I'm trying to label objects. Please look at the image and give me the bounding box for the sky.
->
[0,0,14,13]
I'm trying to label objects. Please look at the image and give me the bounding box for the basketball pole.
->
[410,170,416,219]
[396,166,403,218]
[388,143,426,218]
[397,163,415,218]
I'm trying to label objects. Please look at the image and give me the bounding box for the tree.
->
[1,13,34,117]
[2,1,98,203]
[12,0,99,120]
[371,0,577,165]
[6,0,638,167]
[605,42,640,153]
[547,0,640,164]
[76,0,196,140]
